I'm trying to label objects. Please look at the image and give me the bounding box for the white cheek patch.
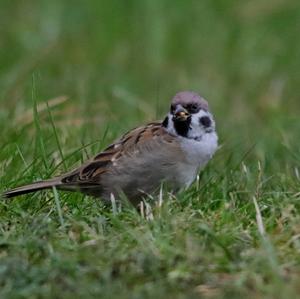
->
[191,110,208,126]
[165,113,177,135]
[187,110,214,139]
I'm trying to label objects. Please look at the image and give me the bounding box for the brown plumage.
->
[4,122,184,204]
[3,91,218,205]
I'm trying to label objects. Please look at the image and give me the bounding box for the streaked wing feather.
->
[60,121,175,185]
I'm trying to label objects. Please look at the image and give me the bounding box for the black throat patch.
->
[173,117,191,137]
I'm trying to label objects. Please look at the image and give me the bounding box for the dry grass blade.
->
[110,193,117,215]
[252,196,265,237]
[16,95,69,125]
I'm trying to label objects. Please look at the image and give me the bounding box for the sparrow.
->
[3,91,218,205]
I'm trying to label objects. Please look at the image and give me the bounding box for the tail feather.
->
[3,179,61,199]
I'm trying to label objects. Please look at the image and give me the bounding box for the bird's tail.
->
[3,179,62,199]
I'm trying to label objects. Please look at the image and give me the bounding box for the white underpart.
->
[165,110,218,187]
[178,132,218,186]
[188,110,215,139]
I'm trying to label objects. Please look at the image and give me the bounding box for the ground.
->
[1,1,300,298]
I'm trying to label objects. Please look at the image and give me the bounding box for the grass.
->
[1,0,300,298]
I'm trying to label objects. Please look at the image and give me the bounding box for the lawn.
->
[1,0,300,298]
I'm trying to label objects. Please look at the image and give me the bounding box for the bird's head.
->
[163,91,216,140]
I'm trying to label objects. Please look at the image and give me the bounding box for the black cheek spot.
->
[199,116,212,128]
[162,116,169,127]
[170,104,176,114]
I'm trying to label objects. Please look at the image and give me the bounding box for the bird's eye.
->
[187,104,199,113]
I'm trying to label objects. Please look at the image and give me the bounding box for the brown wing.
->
[60,121,175,186]
[3,122,178,199]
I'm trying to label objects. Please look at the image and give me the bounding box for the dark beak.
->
[173,105,190,121]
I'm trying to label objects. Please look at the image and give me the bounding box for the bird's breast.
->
[177,132,218,186]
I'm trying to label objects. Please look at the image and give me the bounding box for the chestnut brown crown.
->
[171,91,209,113]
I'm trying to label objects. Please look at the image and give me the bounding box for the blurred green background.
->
[1,0,300,174]
[1,1,300,298]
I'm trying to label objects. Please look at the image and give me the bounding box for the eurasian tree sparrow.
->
[4,91,218,205]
